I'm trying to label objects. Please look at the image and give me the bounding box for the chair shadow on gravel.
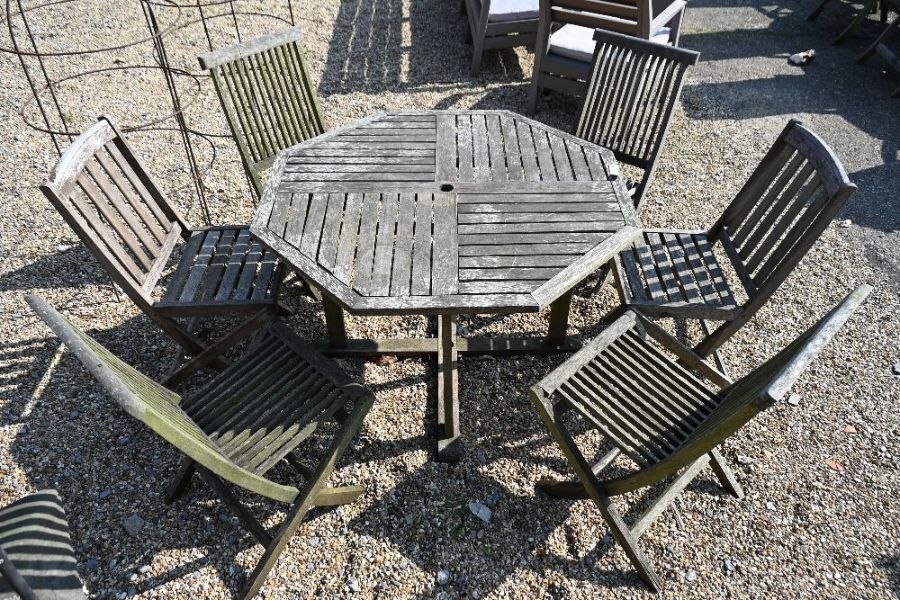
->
[878,554,900,596]
[0,246,112,291]
[318,0,526,97]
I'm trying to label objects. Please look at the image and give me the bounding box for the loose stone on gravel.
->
[122,515,145,537]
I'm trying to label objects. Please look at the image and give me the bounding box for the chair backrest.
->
[540,0,652,38]
[709,120,857,305]
[39,117,190,307]
[602,284,871,495]
[575,30,699,207]
[25,295,300,503]
[199,26,326,197]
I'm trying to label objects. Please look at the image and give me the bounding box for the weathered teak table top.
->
[251,110,640,316]
[251,110,641,461]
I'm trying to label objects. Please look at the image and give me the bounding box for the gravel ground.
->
[1,0,898,599]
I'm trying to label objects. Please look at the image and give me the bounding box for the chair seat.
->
[181,326,356,477]
[549,24,671,63]
[156,227,282,315]
[549,322,723,467]
[616,230,742,318]
[0,490,85,600]
[486,0,539,22]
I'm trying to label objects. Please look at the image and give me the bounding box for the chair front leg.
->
[596,493,664,592]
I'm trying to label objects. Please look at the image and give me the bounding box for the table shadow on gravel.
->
[344,356,736,595]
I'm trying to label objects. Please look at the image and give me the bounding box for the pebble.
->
[437,569,450,585]
[788,394,802,406]
[468,502,492,523]
[122,514,145,537]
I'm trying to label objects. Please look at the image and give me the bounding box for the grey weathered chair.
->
[40,116,286,384]
[531,285,871,592]
[856,0,900,97]
[528,0,687,111]
[0,489,85,600]
[199,27,327,199]
[463,0,539,73]
[609,120,857,357]
[27,295,375,600]
[574,30,699,209]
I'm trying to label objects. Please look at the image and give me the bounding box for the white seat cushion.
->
[548,24,672,62]
[486,0,540,22]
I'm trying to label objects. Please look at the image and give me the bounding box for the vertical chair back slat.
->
[200,27,326,197]
[602,284,871,495]
[575,31,699,207]
[40,117,189,302]
[710,120,856,299]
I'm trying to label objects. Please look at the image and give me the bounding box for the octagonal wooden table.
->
[251,110,640,460]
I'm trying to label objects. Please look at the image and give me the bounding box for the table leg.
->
[322,296,348,348]
[545,289,574,347]
[436,314,462,462]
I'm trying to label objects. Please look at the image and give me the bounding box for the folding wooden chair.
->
[608,120,857,357]
[0,489,85,600]
[462,0,539,73]
[40,116,286,385]
[528,0,687,111]
[27,295,375,600]
[531,285,871,591]
[199,27,327,200]
[575,30,699,209]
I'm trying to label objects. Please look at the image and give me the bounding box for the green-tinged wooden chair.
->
[199,26,327,199]
[27,295,375,600]
[41,116,287,385]
[0,489,85,600]
[574,30,700,210]
[531,285,871,592]
[608,120,857,358]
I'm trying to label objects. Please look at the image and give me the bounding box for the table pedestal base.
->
[316,299,581,463]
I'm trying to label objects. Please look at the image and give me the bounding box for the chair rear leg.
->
[708,448,744,499]
[807,0,830,21]
[857,14,900,62]
[834,0,879,44]
[164,457,196,503]
[528,81,540,113]
[471,29,486,73]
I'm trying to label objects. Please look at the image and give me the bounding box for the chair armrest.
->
[635,313,733,388]
[651,0,686,32]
